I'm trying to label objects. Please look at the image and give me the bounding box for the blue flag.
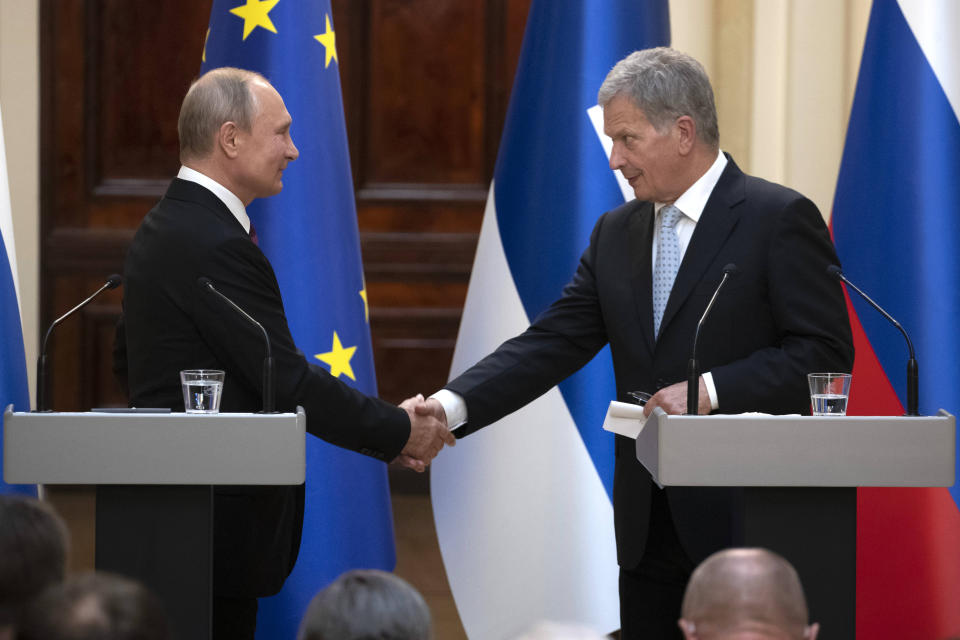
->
[431,1,668,636]
[0,105,33,497]
[201,3,394,637]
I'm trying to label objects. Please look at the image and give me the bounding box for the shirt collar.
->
[177,166,251,233]
[654,149,728,222]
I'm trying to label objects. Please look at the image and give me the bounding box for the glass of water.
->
[807,373,852,416]
[180,369,225,414]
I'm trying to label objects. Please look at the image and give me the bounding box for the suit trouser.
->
[619,486,695,640]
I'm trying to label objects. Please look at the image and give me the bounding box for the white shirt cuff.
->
[702,372,719,411]
[429,389,467,431]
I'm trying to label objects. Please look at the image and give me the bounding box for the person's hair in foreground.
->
[0,495,69,632]
[297,569,431,640]
[16,572,171,640]
[679,548,819,640]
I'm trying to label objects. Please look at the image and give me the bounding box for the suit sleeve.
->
[196,237,410,460]
[446,215,610,434]
[710,196,854,414]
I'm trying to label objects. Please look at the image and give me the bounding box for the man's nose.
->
[288,139,299,161]
[608,143,622,170]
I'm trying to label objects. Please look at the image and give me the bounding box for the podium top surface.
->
[3,407,306,485]
[635,410,956,487]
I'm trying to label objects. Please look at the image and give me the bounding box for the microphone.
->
[198,277,277,414]
[687,264,739,414]
[36,274,122,412]
[827,265,918,416]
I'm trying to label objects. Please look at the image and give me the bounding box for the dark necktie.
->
[248,222,259,246]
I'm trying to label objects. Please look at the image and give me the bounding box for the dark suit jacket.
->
[445,156,854,568]
[117,178,410,597]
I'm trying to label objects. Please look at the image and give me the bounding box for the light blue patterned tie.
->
[653,204,683,338]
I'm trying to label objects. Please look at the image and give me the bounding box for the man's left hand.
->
[643,377,711,416]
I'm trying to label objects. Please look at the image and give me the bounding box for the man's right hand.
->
[395,395,455,472]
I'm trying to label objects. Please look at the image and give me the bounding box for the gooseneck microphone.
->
[198,277,277,414]
[36,274,122,412]
[687,264,739,415]
[827,265,918,416]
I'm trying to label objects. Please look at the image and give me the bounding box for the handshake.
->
[394,395,455,472]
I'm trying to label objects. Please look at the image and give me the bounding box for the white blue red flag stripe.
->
[0,104,33,496]
[431,2,668,636]
[831,0,960,636]
[201,3,395,637]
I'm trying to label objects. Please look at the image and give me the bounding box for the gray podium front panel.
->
[3,407,305,485]
[636,409,955,487]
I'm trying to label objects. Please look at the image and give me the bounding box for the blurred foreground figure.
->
[17,572,171,640]
[0,495,69,639]
[297,569,431,640]
[678,548,819,640]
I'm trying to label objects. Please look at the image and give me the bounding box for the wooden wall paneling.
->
[40,0,209,410]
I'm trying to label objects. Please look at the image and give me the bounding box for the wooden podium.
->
[3,406,306,640]
[635,409,956,638]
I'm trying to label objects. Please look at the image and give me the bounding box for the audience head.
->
[297,569,431,640]
[0,495,69,630]
[679,548,819,640]
[513,621,608,640]
[17,572,170,640]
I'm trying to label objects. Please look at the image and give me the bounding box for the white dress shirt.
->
[178,166,251,234]
[433,150,729,429]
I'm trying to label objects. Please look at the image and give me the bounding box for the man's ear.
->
[804,622,820,640]
[678,618,697,639]
[218,121,241,159]
[675,115,696,155]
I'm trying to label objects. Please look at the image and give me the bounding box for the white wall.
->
[0,0,40,403]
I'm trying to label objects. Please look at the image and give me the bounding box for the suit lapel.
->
[659,158,746,337]
[628,200,657,354]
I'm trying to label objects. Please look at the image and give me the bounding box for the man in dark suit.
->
[415,48,853,638]
[116,67,454,639]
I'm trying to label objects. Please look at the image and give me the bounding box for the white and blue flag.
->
[0,104,33,496]
[431,2,669,637]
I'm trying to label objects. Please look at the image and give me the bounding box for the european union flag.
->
[201,2,394,637]
[0,105,33,497]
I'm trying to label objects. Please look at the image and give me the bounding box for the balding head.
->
[679,549,818,640]
[177,67,268,162]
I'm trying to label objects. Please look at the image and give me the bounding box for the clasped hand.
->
[393,395,454,472]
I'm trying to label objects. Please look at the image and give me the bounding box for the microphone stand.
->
[687,264,738,414]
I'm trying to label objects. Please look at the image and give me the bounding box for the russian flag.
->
[430,2,668,637]
[0,104,33,496]
[831,0,960,637]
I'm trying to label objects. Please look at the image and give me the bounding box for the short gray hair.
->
[598,47,719,147]
[297,570,432,640]
[177,67,267,161]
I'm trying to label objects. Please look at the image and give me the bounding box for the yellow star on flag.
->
[313,14,338,68]
[359,287,369,323]
[315,331,356,381]
[229,0,279,41]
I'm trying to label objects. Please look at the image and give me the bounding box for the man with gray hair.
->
[414,47,852,637]
[678,548,819,640]
[296,569,431,640]
[116,67,454,639]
